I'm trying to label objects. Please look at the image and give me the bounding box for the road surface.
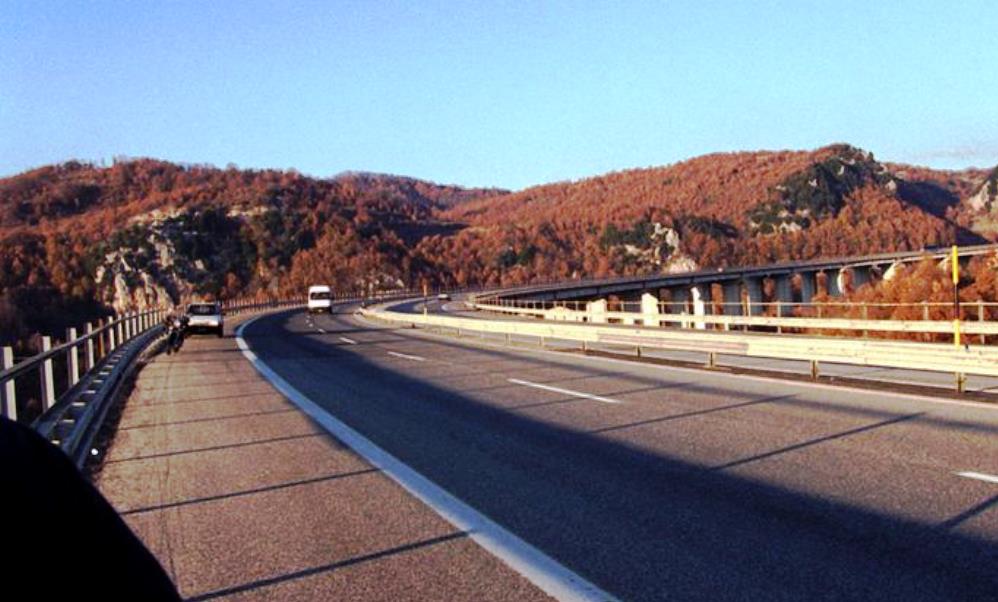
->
[97,313,554,601]
[238,307,998,601]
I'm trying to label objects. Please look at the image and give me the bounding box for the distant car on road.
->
[186,302,224,337]
[437,293,450,301]
[308,285,334,313]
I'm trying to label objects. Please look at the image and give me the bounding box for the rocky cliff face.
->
[968,166,998,212]
[91,206,243,312]
[748,145,892,234]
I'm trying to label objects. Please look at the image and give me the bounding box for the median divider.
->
[362,303,998,393]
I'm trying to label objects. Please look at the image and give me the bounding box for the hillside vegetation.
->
[1,145,995,344]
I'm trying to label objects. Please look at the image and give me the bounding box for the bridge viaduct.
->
[502,244,998,318]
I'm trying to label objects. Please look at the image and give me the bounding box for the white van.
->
[307,285,333,313]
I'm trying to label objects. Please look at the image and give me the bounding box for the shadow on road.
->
[234,310,998,602]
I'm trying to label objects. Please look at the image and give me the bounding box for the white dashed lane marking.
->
[956,471,998,485]
[507,378,623,404]
[388,351,426,362]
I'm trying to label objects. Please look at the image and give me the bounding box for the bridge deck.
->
[95,315,550,601]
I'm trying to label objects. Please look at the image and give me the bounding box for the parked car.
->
[437,292,450,301]
[185,302,224,337]
[308,285,333,313]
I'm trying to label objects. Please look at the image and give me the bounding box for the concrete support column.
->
[851,266,871,289]
[883,261,902,281]
[641,292,661,327]
[799,272,817,304]
[775,274,793,314]
[744,277,764,316]
[827,269,844,297]
[667,288,691,328]
[690,285,707,330]
[587,299,608,324]
[722,282,742,316]
[667,288,689,315]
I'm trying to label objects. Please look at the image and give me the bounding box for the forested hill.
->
[1,146,995,343]
[435,144,992,280]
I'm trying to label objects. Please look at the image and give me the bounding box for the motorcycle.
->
[164,315,188,355]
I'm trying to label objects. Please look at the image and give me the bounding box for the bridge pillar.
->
[669,288,690,314]
[883,261,902,281]
[641,293,661,327]
[668,288,691,328]
[722,282,741,317]
[744,277,764,316]
[799,271,817,304]
[826,270,844,297]
[690,285,707,330]
[587,299,608,324]
[851,266,872,289]
[774,274,793,314]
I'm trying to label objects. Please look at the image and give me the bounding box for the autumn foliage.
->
[0,146,995,347]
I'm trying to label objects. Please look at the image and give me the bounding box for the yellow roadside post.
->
[952,245,961,347]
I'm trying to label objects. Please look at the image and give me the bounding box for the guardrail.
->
[0,287,470,465]
[363,302,998,393]
[223,297,308,314]
[472,298,998,342]
[1,296,315,467]
[1,308,167,466]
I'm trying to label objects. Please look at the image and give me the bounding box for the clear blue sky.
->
[2,1,996,190]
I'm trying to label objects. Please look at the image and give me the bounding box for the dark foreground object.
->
[1,417,180,600]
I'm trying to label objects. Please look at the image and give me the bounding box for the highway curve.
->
[240,307,998,601]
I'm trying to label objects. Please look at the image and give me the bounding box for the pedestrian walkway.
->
[96,316,550,601]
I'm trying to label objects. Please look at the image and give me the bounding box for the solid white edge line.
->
[508,378,622,405]
[387,350,426,362]
[351,312,998,412]
[235,316,616,602]
[956,471,998,484]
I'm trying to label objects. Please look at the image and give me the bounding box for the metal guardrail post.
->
[85,322,95,371]
[113,315,121,350]
[979,301,986,345]
[1,346,15,420]
[99,318,108,357]
[66,327,80,386]
[40,336,55,411]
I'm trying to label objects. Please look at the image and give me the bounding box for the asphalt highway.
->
[241,307,998,601]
